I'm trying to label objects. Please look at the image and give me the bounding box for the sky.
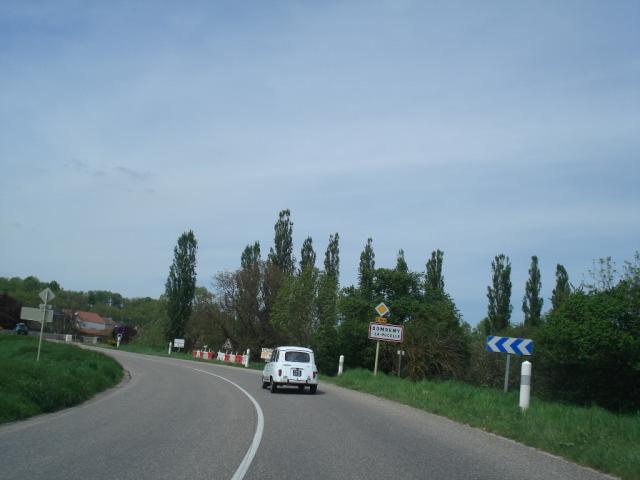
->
[1,1,638,326]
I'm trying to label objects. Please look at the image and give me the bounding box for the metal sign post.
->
[373,340,381,375]
[503,354,511,393]
[36,288,55,362]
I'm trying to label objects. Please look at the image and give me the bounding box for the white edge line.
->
[193,368,264,480]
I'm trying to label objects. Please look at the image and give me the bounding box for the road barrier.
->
[193,350,215,360]
[217,351,250,367]
[193,349,249,367]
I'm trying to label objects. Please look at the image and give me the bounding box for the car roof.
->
[277,346,313,353]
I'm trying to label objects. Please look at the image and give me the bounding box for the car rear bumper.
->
[275,378,318,386]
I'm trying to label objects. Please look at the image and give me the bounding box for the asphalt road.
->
[0,349,616,480]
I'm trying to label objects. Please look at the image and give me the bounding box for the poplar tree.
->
[165,230,198,341]
[425,249,445,293]
[487,253,512,332]
[299,237,316,272]
[241,241,261,270]
[268,209,295,275]
[551,264,571,310]
[324,233,340,279]
[522,255,543,327]
[313,233,341,374]
[358,238,375,296]
[263,210,294,326]
[396,249,408,273]
[272,235,319,346]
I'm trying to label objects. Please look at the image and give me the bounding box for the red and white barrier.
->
[217,351,249,367]
[193,349,249,367]
[192,350,214,360]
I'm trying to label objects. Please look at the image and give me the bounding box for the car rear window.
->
[285,351,310,363]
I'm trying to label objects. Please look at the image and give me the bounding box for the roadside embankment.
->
[0,335,123,424]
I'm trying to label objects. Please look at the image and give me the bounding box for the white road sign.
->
[173,338,185,348]
[368,323,404,343]
[20,307,53,323]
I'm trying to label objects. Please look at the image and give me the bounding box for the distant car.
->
[14,323,28,335]
[262,346,318,394]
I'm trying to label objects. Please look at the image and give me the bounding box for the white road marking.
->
[193,368,264,480]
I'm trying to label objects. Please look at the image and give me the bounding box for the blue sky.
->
[1,1,638,325]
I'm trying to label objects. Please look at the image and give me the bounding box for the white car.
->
[262,346,318,394]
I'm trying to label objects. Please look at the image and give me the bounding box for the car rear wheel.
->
[261,378,268,389]
[270,378,278,393]
[309,384,317,394]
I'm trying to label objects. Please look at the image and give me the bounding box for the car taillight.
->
[278,369,282,376]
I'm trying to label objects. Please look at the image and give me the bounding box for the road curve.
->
[0,349,616,480]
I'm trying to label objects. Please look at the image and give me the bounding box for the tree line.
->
[159,210,639,412]
[0,276,166,334]
[2,211,638,412]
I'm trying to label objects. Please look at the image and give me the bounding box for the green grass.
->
[0,335,123,424]
[326,369,640,480]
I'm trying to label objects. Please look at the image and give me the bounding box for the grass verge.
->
[325,369,639,480]
[97,342,265,371]
[0,335,123,424]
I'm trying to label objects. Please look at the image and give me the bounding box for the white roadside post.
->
[519,361,532,410]
[338,355,344,376]
[168,341,172,355]
[397,350,405,377]
[245,349,250,368]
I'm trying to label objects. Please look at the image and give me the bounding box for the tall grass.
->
[327,369,640,480]
[0,335,123,423]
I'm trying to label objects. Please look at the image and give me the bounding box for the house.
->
[72,310,115,338]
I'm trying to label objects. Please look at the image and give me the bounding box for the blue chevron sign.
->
[486,336,533,356]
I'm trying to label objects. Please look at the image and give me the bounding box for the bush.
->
[537,283,640,412]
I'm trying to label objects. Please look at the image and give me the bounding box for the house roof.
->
[68,310,115,325]
[66,310,115,337]
[79,311,109,324]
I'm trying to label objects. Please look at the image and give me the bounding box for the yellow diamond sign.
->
[375,302,390,317]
